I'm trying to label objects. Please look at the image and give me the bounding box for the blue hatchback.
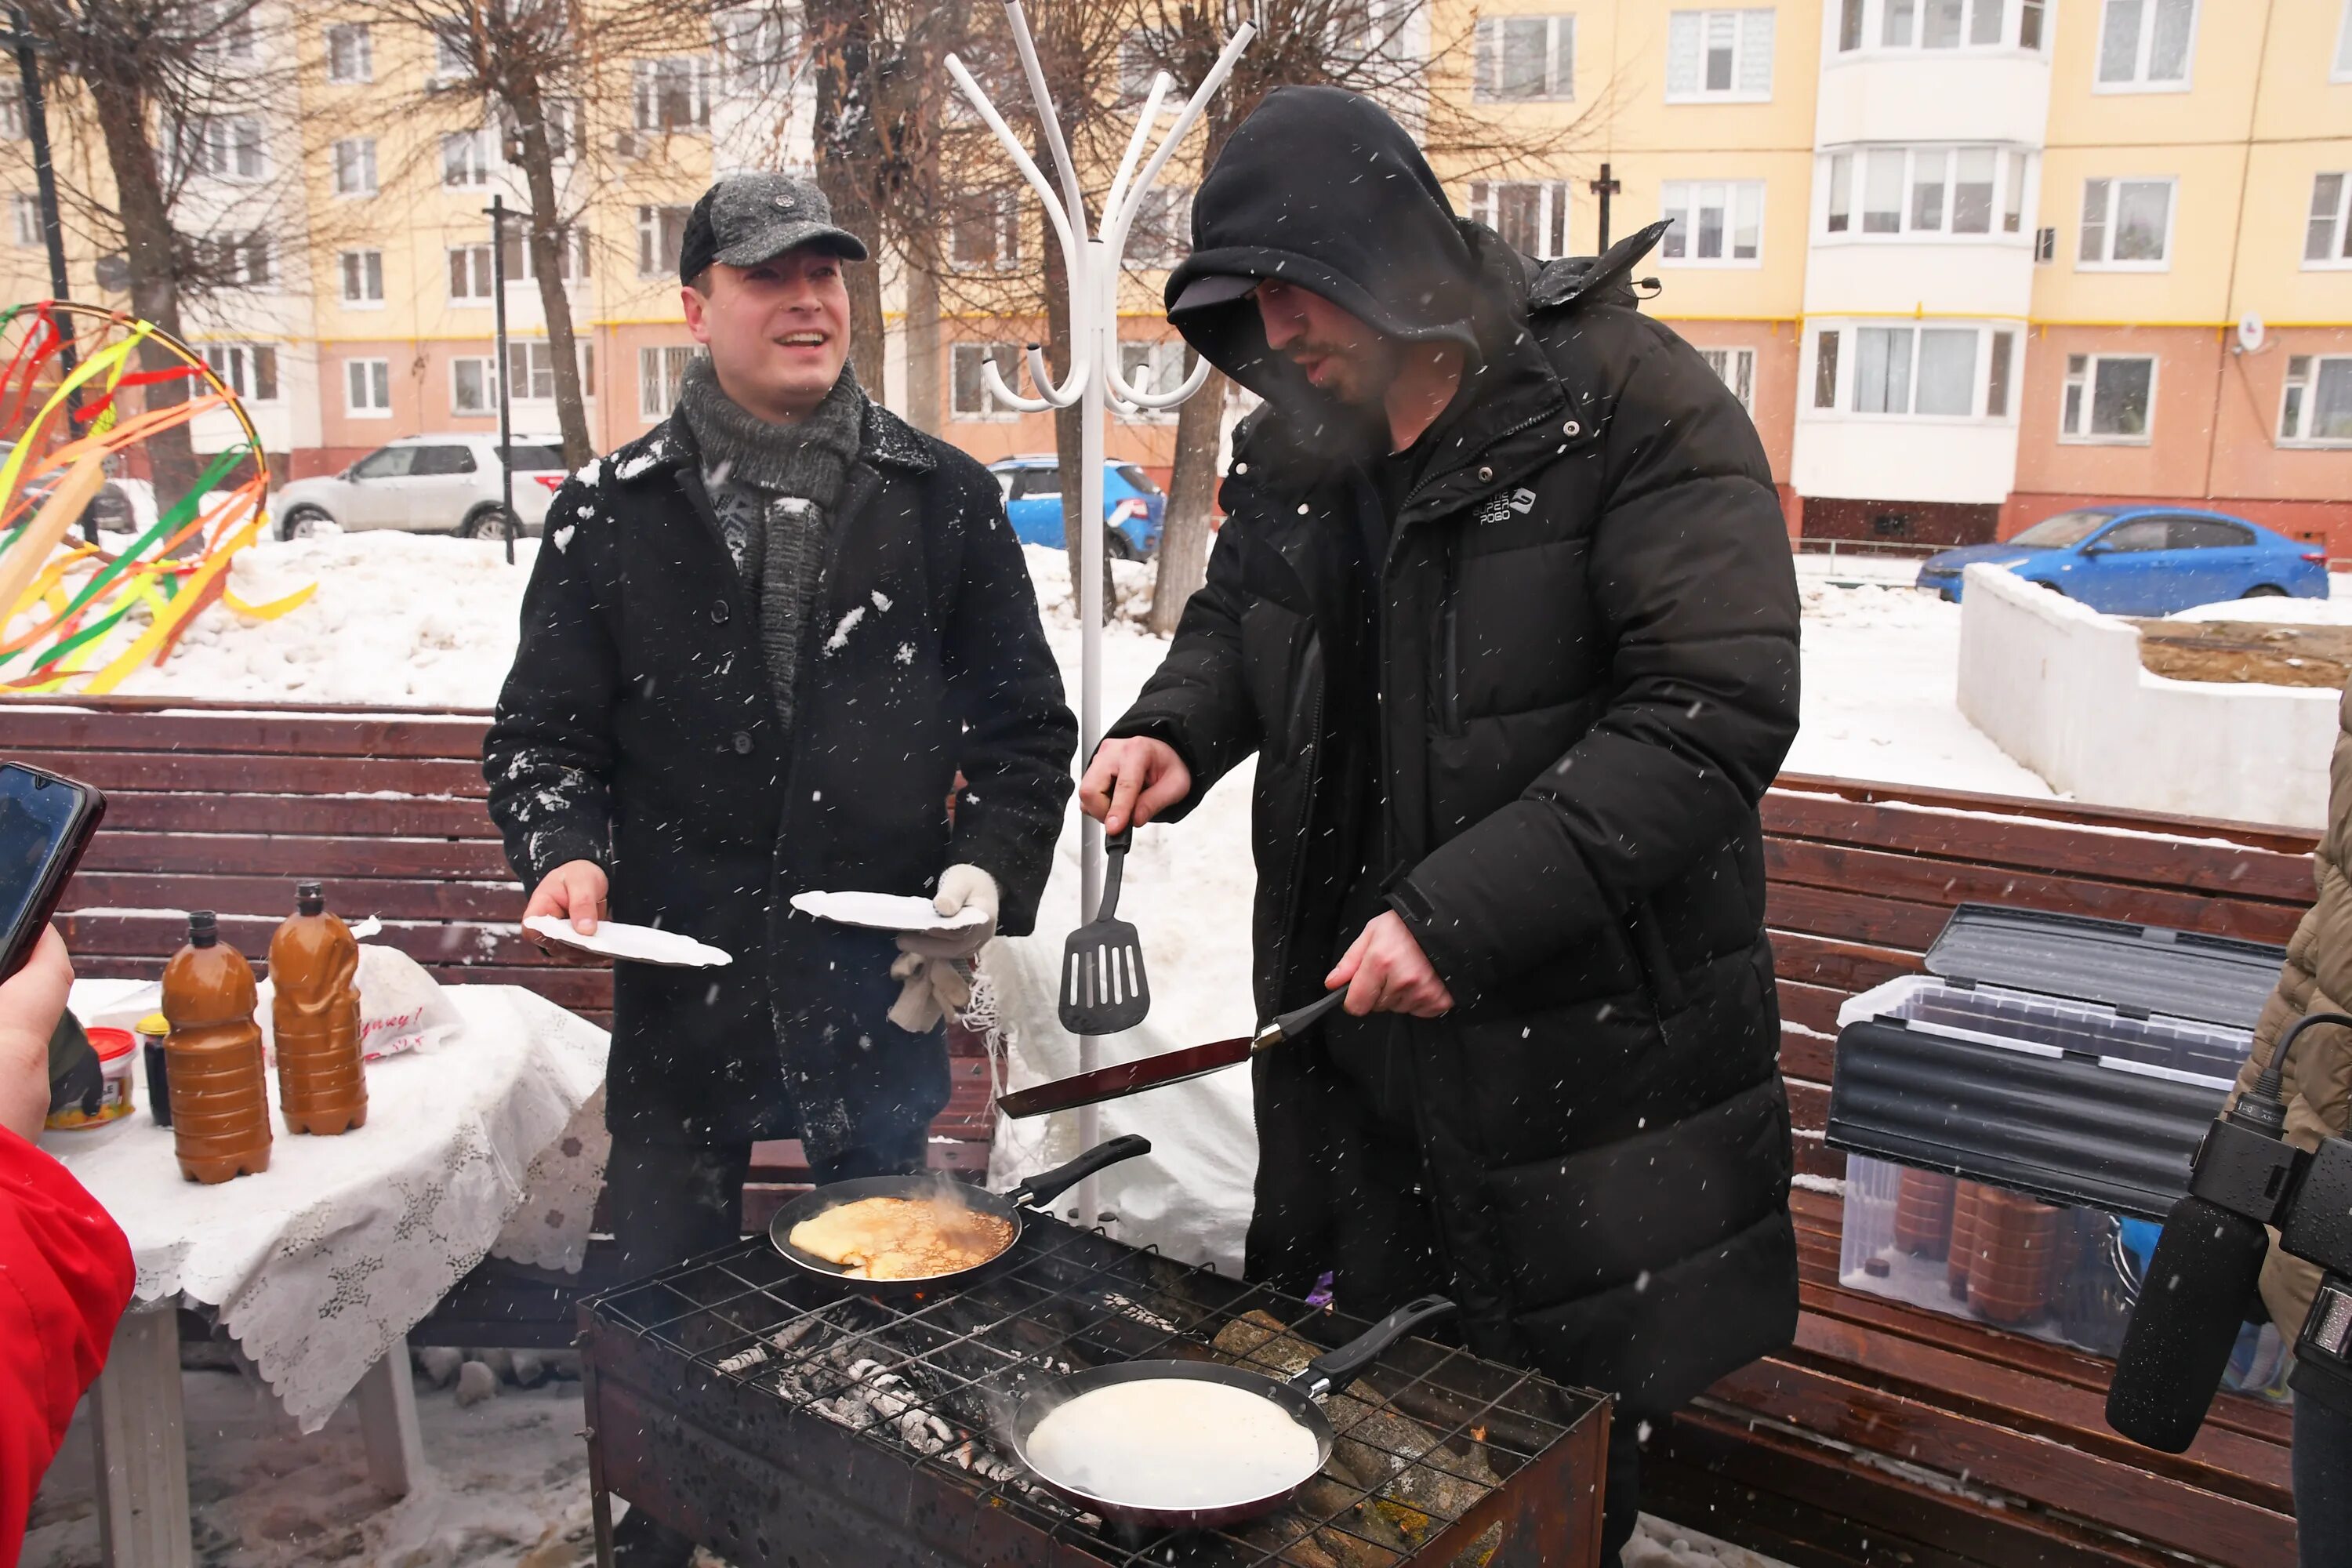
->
[989,456,1167,558]
[1915,506,2328,615]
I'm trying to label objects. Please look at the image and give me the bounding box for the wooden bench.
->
[1655,774,2318,1568]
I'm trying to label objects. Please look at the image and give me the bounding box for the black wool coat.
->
[1112,226,1805,1417]
[485,401,1076,1151]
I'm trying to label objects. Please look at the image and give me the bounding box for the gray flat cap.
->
[680,172,869,282]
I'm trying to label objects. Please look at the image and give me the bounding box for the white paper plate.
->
[524,916,732,968]
[789,890,990,935]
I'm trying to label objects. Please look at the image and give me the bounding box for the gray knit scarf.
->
[677,356,866,730]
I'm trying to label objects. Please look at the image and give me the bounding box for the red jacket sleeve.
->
[0,1127,132,1566]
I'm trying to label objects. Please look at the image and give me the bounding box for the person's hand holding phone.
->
[0,927,72,1142]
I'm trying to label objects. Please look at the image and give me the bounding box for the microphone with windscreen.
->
[2106,1010,2351,1451]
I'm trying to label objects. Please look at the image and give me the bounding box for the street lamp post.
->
[944,2,1250,1229]
[485,194,517,565]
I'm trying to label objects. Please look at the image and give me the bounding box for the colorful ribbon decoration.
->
[0,302,309,694]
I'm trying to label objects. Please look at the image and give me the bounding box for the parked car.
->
[272,434,568,541]
[0,441,143,535]
[989,456,1167,558]
[1915,506,2328,615]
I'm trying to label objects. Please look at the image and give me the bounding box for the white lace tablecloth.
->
[39,982,610,1431]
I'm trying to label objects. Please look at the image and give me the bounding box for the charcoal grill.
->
[579,1215,1610,1568]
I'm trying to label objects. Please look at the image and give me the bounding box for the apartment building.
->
[0,0,2343,550]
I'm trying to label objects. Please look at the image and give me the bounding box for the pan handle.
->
[1006,1133,1153,1210]
[1295,1295,1456,1399]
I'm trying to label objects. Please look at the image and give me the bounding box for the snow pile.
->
[2169,584,2352,625]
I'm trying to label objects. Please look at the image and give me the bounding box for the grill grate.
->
[585,1216,1605,1567]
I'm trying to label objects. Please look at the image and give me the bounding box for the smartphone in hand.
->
[0,760,104,981]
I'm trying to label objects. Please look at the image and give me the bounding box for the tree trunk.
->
[808,0,889,399]
[85,73,198,517]
[504,78,593,468]
[904,261,942,434]
[1148,365,1224,635]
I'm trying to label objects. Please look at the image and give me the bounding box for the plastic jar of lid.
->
[47,1027,137,1130]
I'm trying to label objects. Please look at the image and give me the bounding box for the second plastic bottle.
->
[270,880,366,1135]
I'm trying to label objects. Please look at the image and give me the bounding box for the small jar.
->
[46,1027,136,1130]
[137,1013,172,1128]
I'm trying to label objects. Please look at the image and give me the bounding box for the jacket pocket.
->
[1625,898,1689,1017]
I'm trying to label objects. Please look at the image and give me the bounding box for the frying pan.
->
[768,1134,1151,1294]
[1005,1294,1456,1530]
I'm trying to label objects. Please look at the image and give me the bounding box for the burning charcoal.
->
[715,1345,771,1376]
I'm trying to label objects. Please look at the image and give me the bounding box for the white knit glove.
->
[887,866,1000,1032]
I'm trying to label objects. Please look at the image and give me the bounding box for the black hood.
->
[1165,86,1486,412]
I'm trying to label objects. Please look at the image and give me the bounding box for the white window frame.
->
[1116,339,1189,423]
[2059,352,2158,444]
[503,223,590,285]
[950,190,1020,272]
[202,231,272,290]
[1806,320,2018,423]
[951,343,1022,421]
[431,18,471,85]
[202,4,257,62]
[633,57,714,133]
[1472,14,1576,103]
[0,80,23,140]
[325,22,372,83]
[338,249,383,307]
[1822,145,2031,241]
[1661,179,1765,266]
[2077,176,2176,270]
[1666,9,1775,103]
[441,129,490,189]
[332,136,376,198]
[2336,0,2352,84]
[1468,180,1572,260]
[185,116,267,183]
[2280,354,2352,447]
[638,205,691,278]
[714,6,797,96]
[1701,346,1756,412]
[2306,173,2352,270]
[638,344,697,421]
[451,356,499,416]
[1835,0,2043,53]
[1125,183,1192,268]
[10,194,38,249]
[448,243,494,304]
[346,357,392,418]
[2093,0,2197,93]
[201,343,279,403]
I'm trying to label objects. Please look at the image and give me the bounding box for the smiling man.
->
[484,176,1073,1563]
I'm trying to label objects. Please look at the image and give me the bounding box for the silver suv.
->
[272,434,569,541]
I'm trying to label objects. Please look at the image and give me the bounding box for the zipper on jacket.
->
[1270,633,1327,1007]
[1391,401,1569,543]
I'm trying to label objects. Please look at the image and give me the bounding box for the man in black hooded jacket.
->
[1081,88,1802,1552]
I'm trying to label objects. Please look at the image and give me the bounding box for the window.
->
[2060,353,2155,441]
[448,243,493,303]
[1837,0,2031,50]
[442,130,489,188]
[347,358,390,416]
[1118,30,1170,103]
[412,443,477,475]
[715,6,797,94]
[339,249,383,305]
[1700,347,1755,412]
[508,342,558,401]
[637,205,691,278]
[2096,0,2195,91]
[351,445,415,480]
[332,136,376,197]
[1474,14,1574,101]
[633,57,713,132]
[1126,184,1192,268]
[432,18,471,83]
[1661,180,1763,264]
[2281,356,2352,445]
[0,81,22,140]
[2168,517,2253,549]
[639,345,697,420]
[201,343,278,402]
[181,117,267,181]
[325,22,372,82]
[952,190,1019,270]
[2337,0,2352,82]
[952,343,1022,419]
[1824,146,2028,238]
[2093,517,2170,552]
[503,223,590,285]
[452,358,498,416]
[2078,177,2174,267]
[1118,340,1189,422]
[1666,9,1773,101]
[198,232,271,289]
[10,194,37,249]
[1814,328,1839,408]
[202,3,256,61]
[1468,180,1571,260]
[1986,329,2015,417]
[2307,174,2352,268]
[1812,321,2010,419]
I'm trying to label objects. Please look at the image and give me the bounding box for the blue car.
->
[1916,506,2329,615]
[990,456,1167,559]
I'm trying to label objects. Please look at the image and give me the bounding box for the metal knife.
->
[995,990,1348,1120]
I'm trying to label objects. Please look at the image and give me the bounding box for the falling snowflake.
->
[895,642,915,665]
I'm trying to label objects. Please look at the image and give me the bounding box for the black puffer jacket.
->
[1113,88,1803,1417]
[485,401,1075,1152]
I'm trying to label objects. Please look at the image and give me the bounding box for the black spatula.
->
[1058,827,1149,1035]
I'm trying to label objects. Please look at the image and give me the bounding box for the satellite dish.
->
[2238,314,2267,354]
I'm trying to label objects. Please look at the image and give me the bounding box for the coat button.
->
[1563,419,1581,437]
[712,599,729,623]
[732,731,753,754]
[1477,465,1494,481]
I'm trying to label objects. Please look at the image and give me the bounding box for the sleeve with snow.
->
[482,482,620,891]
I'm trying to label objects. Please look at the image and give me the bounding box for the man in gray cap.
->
[485,176,1073,1562]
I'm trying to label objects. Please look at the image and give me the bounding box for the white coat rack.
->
[945,3,1253,1229]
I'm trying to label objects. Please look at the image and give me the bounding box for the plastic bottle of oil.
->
[162,910,271,1184]
[270,881,366,1136]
